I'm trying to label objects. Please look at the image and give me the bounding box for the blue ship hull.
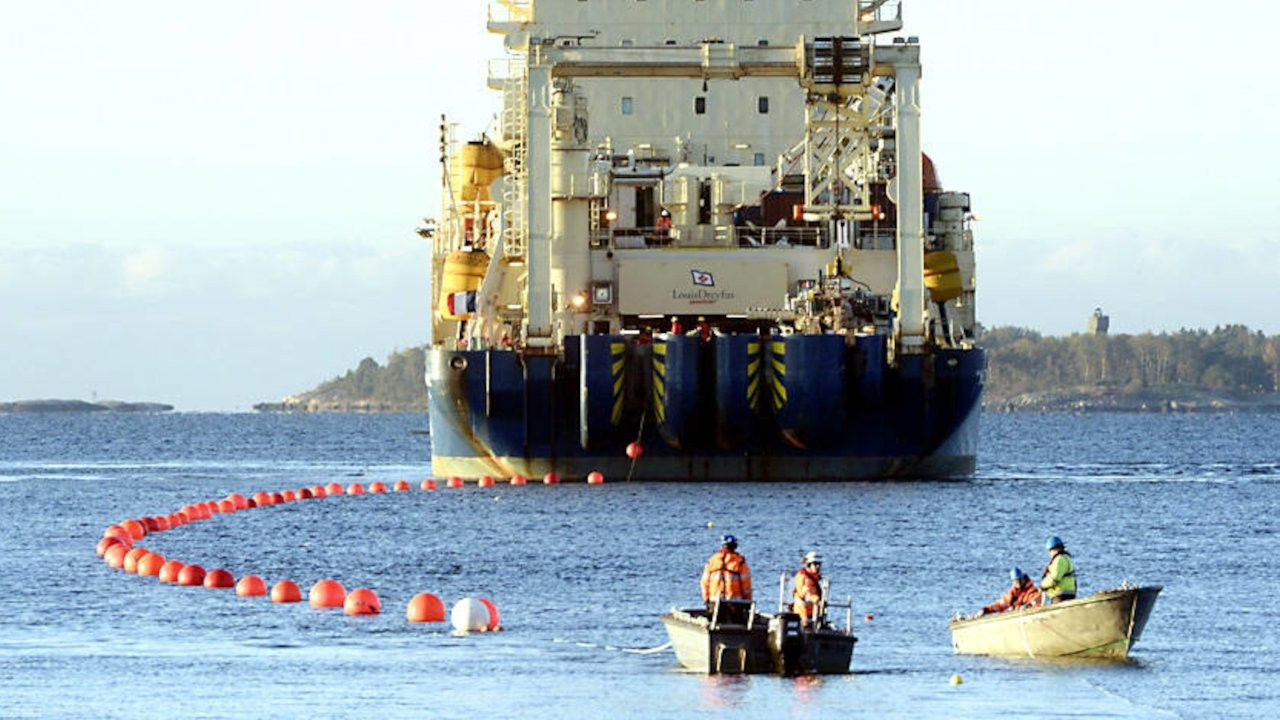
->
[426,334,984,481]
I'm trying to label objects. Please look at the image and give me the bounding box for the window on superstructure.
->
[694,96,706,115]
[757,97,769,114]
[621,97,634,115]
[758,40,769,46]
[754,153,766,167]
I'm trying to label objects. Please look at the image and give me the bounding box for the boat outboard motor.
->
[767,613,805,675]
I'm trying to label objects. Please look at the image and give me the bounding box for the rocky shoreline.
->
[984,387,1280,413]
[252,398,424,414]
[1,399,174,413]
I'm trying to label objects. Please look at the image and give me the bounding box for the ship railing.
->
[488,0,532,31]
[594,227,674,249]
[735,226,827,249]
[593,226,830,250]
[487,58,523,91]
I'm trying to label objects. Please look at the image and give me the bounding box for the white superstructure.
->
[432,0,976,358]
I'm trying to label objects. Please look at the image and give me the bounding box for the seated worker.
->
[701,535,752,622]
[792,551,825,630]
[1040,535,1077,604]
[978,567,1043,616]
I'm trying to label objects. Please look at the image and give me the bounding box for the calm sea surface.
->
[1,412,1277,719]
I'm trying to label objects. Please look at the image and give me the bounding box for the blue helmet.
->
[1046,535,1064,551]
[1010,567,1027,581]
[721,534,738,547]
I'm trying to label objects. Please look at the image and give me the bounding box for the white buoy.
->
[451,597,491,632]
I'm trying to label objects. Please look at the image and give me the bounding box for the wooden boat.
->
[661,593,857,674]
[948,585,1162,660]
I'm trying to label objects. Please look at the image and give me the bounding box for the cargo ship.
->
[424,0,984,481]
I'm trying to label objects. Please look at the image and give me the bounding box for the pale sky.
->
[2,1,1278,411]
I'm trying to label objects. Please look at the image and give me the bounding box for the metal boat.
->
[425,0,984,481]
[947,586,1163,660]
[661,598,857,675]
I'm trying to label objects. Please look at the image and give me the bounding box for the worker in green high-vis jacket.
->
[1040,535,1077,603]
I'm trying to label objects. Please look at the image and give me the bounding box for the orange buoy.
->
[123,547,149,573]
[478,597,502,630]
[204,568,235,589]
[209,500,226,514]
[158,560,185,583]
[344,588,381,616]
[406,593,446,623]
[309,579,346,608]
[137,552,166,577]
[281,489,297,502]
[325,482,344,496]
[103,544,129,569]
[447,476,464,489]
[393,480,410,492]
[96,536,124,557]
[166,513,184,528]
[347,483,366,495]
[141,517,160,533]
[626,442,644,459]
[369,481,387,493]
[177,564,206,586]
[271,580,302,603]
[228,493,249,510]
[543,472,560,485]
[298,487,314,499]
[587,471,605,484]
[864,614,874,622]
[311,485,328,498]
[270,492,285,504]
[103,526,133,547]
[220,498,239,513]
[121,519,147,541]
[246,498,258,509]
[251,491,272,506]
[510,474,527,486]
[420,479,437,490]
[236,575,267,597]
[478,476,495,488]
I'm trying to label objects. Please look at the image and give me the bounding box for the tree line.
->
[266,325,1280,412]
[982,324,1280,401]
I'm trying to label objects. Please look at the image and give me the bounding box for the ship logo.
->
[690,269,715,287]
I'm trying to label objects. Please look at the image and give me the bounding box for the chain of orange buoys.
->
[93,470,612,632]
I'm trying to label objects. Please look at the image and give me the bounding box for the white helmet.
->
[803,551,823,565]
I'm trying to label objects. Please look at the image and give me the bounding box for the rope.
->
[625,399,648,482]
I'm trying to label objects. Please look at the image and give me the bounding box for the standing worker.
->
[792,551,825,630]
[1040,536,1077,604]
[701,535,753,608]
[976,567,1043,616]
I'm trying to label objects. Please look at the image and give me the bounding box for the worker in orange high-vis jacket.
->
[978,567,1043,616]
[792,551,825,630]
[701,535,753,606]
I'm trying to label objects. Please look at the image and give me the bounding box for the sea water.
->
[0,412,1276,719]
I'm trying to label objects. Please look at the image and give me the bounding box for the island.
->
[0,399,175,413]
